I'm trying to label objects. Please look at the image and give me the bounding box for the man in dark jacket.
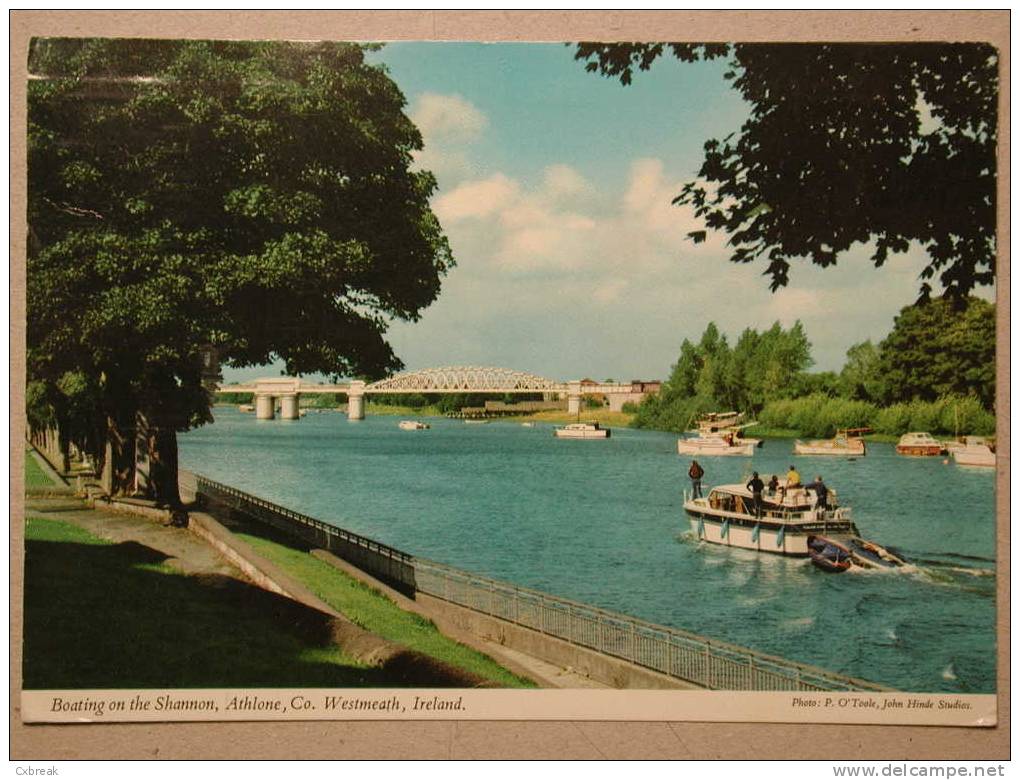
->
[746,471,765,518]
[688,460,705,498]
[806,475,830,512]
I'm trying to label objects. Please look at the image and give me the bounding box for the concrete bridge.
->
[216,366,656,420]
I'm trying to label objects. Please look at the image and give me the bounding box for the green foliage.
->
[308,392,347,409]
[763,394,993,438]
[636,320,813,431]
[217,391,254,404]
[575,43,997,299]
[27,38,452,493]
[875,297,995,407]
[840,341,884,401]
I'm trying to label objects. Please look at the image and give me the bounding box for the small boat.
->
[694,411,745,433]
[808,534,906,573]
[677,434,755,456]
[683,479,856,556]
[554,421,611,439]
[794,429,868,457]
[896,432,946,456]
[952,437,995,467]
[521,422,535,428]
[238,404,255,413]
[464,419,489,425]
[398,420,430,430]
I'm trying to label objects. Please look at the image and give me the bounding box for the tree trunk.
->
[148,426,182,510]
[105,414,137,496]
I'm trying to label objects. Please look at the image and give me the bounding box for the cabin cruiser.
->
[895,432,946,456]
[683,477,904,571]
[678,411,761,455]
[683,479,856,556]
[554,421,611,439]
[398,420,430,430]
[794,429,868,456]
[951,437,995,468]
[678,433,756,456]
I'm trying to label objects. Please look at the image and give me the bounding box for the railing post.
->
[705,645,713,688]
[629,621,636,661]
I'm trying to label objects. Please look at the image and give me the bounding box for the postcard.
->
[11,10,1008,760]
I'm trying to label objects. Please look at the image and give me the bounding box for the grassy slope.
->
[24,451,57,488]
[22,516,389,689]
[236,531,534,688]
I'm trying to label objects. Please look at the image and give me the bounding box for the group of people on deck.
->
[688,460,829,519]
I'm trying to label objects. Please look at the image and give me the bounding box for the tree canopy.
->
[27,38,453,498]
[575,43,998,299]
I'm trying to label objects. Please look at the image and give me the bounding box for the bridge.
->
[216,366,655,420]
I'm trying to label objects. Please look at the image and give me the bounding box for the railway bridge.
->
[216,366,654,420]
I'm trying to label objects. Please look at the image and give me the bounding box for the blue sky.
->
[224,42,991,384]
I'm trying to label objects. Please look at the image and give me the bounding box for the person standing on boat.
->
[806,475,830,514]
[688,460,705,499]
[767,474,780,496]
[746,471,765,518]
[786,465,801,488]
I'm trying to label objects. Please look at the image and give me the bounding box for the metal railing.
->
[192,473,889,692]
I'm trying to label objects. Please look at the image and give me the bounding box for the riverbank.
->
[20,455,533,689]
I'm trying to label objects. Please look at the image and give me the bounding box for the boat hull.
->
[684,508,856,557]
[896,445,944,456]
[793,441,866,456]
[953,448,995,467]
[555,429,610,439]
[678,439,754,456]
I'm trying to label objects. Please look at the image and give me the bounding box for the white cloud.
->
[411,92,488,142]
[433,174,519,222]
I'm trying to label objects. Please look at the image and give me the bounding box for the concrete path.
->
[25,496,242,581]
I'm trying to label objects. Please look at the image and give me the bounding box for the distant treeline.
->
[634,297,995,437]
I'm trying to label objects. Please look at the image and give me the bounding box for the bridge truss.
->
[366,366,564,394]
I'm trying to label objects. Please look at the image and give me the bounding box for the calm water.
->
[179,409,997,692]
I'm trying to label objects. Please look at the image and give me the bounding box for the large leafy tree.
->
[27,38,453,503]
[874,297,995,408]
[575,43,998,299]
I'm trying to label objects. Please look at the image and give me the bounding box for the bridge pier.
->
[347,380,366,420]
[566,381,582,416]
[255,394,275,420]
[280,394,300,420]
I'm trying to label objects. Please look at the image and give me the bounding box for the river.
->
[179,409,997,693]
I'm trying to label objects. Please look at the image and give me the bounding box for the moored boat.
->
[794,429,868,457]
[398,420,430,430]
[238,404,255,413]
[682,479,856,556]
[677,434,755,456]
[554,421,611,439]
[952,437,995,467]
[896,432,945,456]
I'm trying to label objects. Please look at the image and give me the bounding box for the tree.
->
[874,297,995,407]
[839,341,884,402]
[27,39,453,503]
[575,43,998,299]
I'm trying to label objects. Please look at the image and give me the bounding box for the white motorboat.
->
[683,480,857,556]
[554,421,611,439]
[398,420,430,430]
[896,431,945,456]
[677,434,755,456]
[952,437,995,467]
[794,429,868,457]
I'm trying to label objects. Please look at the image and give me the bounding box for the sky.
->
[223,42,993,384]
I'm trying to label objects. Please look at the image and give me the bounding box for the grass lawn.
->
[24,451,58,489]
[516,408,636,427]
[22,516,389,689]
[236,529,534,688]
